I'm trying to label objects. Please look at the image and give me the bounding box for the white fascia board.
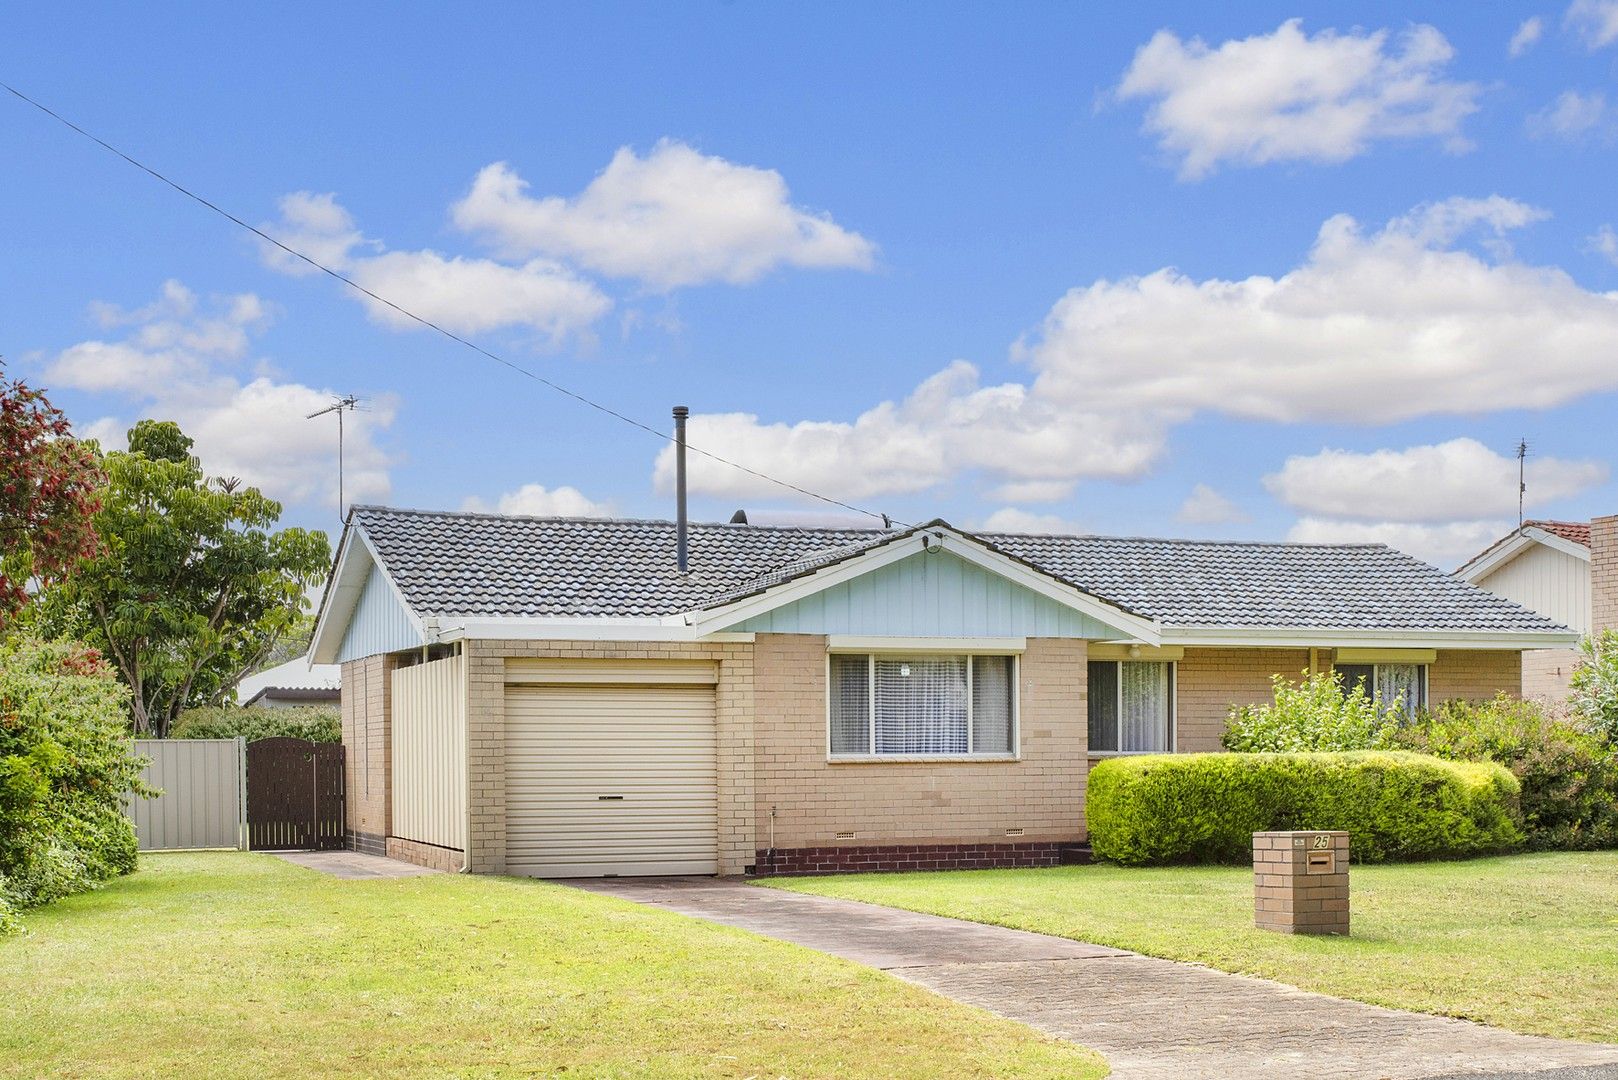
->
[1456,528,1589,582]
[1524,527,1592,563]
[1163,626,1582,650]
[685,526,1163,644]
[435,618,754,644]
[307,526,426,665]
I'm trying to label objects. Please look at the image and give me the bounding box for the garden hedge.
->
[1087,751,1522,865]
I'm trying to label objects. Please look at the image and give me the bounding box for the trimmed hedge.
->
[1087,751,1522,865]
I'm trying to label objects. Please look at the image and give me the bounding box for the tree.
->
[1570,629,1618,741]
[0,367,104,623]
[44,421,331,736]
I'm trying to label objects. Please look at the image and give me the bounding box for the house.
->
[1456,515,1618,701]
[310,506,1578,877]
[236,656,342,708]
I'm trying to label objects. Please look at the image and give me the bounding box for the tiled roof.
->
[1525,520,1591,548]
[349,506,1571,634]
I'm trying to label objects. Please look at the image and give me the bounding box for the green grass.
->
[0,852,1104,1080]
[765,851,1618,1043]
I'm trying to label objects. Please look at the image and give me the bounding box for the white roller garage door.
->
[505,683,718,877]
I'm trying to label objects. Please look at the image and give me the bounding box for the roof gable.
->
[1457,524,1592,583]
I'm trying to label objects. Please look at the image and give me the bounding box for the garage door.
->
[505,683,718,877]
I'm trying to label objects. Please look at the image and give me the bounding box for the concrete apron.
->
[567,877,1618,1080]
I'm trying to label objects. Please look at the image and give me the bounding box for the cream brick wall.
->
[1427,649,1521,702]
[462,638,755,875]
[339,654,394,846]
[1174,648,1313,752]
[751,634,1088,850]
[1521,648,1579,703]
[1594,515,1618,635]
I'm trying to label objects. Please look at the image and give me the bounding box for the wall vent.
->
[834,831,857,841]
[1005,828,1025,837]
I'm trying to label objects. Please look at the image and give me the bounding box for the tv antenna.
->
[1516,438,1529,533]
[307,395,361,521]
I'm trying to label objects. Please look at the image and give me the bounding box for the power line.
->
[1,79,901,527]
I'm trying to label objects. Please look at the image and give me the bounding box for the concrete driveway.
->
[569,877,1618,1080]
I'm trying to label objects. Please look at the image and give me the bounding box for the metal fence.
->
[127,738,247,851]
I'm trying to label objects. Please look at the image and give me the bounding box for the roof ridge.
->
[351,504,884,534]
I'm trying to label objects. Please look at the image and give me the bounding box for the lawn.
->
[0,852,1104,1080]
[765,851,1618,1043]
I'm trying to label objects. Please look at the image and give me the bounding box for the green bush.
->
[1396,695,1618,851]
[1222,670,1402,752]
[171,705,340,744]
[1087,751,1522,866]
[0,637,146,933]
[1570,629,1618,741]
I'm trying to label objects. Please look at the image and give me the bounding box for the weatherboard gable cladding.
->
[720,548,1131,638]
[337,563,423,663]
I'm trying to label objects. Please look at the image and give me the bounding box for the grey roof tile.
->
[350,506,1571,635]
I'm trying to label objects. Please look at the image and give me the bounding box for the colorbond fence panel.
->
[391,655,467,851]
[127,738,246,851]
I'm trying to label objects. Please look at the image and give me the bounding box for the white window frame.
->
[826,650,1020,762]
[1086,659,1177,757]
[1334,662,1429,714]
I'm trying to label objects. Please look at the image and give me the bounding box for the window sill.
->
[1086,749,1175,758]
[827,754,1021,765]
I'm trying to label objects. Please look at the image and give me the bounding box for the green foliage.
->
[1395,694,1618,851]
[172,705,340,744]
[39,420,331,737]
[1087,751,1522,865]
[0,637,146,933]
[1222,670,1403,752]
[1570,629,1618,742]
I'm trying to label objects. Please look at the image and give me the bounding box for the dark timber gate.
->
[246,737,345,851]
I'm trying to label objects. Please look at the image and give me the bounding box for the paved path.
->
[571,877,1618,1080]
[271,850,439,879]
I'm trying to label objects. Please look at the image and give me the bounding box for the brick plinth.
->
[387,835,464,872]
[1254,830,1350,935]
[346,829,386,856]
[753,841,1086,876]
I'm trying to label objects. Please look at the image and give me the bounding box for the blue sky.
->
[4,3,1618,567]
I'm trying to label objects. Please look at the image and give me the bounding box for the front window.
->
[1088,660,1174,753]
[1334,663,1427,717]
[829,653,1017,757]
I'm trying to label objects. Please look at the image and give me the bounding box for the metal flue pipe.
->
[673,405,689,573]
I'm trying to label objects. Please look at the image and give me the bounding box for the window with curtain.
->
[1334,663,1427,717]
[1087,660,1173,753]
[828,653,1016,757]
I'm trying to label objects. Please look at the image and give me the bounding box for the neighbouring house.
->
[236,656,342,709]
[1455,515,1618,702]
[310,506,1578,877]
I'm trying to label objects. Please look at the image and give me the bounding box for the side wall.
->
[339,654,394,855]
[1173,647,1523,752]
[1521,648,1581,703]
[1595,514,1618,635]
[751,634,1089,874]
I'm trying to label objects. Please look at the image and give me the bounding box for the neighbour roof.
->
[348,506,1569,634]
[236,657,341,704]
[1455,519,1593,580]
[1523,520,1591,548]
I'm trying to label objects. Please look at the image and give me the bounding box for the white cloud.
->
[1566,0,1618,48]
[1117,19,1480,178]
[1285,517,1510,568]
[1265,438,1608,523]
[990,479,1076,503]
[976,508,1085,536]
[44,282,395,511]
[653,197,1618,506]
[260,192,609,341]
[1590,224,1618,265]
[1177,483,1247,525]
[461,483,612,518]
[1528,90,1612,140]
[451,142,875,289]
[1509,16,1545,56]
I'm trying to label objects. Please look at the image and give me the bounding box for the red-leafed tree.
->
[0,367,105,623]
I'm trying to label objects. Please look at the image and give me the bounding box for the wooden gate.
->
[246,737,345,851]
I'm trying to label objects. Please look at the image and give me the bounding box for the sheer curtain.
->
[1119,662,1169,752]
[875,656,967,753]
[1088,661,1119,751]
[1376,665,1422,718]
[829,654,871,754]
[971,656,1014,753]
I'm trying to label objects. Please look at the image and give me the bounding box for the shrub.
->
[1222,670,1402,752]
[0,637,146,933]
[1570,629,1618,741]
[171,705,340,744]
[1087,751,1522,866]
[1396,695,1618,851]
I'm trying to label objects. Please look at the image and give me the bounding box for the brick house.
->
[1456,515,1617,701]
[310,506,1577,877]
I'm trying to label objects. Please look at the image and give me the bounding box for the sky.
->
[4,3,1618,569]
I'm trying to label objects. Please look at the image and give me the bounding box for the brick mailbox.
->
[1253,830,1349,935]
